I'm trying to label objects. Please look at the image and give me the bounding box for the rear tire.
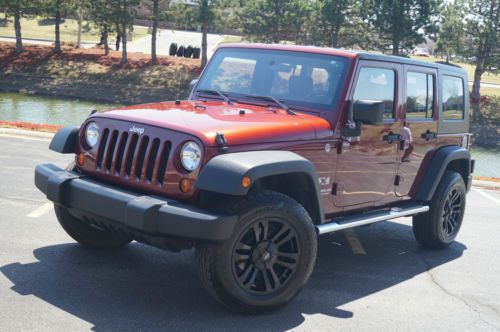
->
[55,205,132,249]
[195,190,317,313]
[413,170,466,249]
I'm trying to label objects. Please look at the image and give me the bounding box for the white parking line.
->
[27,203,53,218]
[473,188,500,206]
[344,229,367,255]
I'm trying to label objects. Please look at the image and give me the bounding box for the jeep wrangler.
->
[35,44,474,312]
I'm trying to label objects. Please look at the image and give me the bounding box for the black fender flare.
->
[413,146,471,202]
[195,151,325,223]
[49,126,79,154]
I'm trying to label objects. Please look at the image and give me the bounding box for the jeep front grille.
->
[95,128,172,185]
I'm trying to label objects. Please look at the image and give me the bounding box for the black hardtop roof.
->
[352,51,467,74]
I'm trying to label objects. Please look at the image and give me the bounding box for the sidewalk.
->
[0,36,95,47]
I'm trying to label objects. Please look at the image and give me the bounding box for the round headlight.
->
[181,141,202,171]
[85,122,99,148]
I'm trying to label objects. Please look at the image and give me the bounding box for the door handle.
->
[420,130,437,141]
[383,132,401,144]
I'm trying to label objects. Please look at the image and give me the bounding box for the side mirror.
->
[190,79,199,90]
[353,100,385,125]
[343,122,361,137]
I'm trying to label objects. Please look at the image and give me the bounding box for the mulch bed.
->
[0,120,61,133]
[0,41,201,72]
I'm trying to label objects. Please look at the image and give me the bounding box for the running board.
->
[316,204,429,235]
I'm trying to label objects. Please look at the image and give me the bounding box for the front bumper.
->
[34,164,238,241]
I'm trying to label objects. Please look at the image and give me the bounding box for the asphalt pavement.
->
[0,134,499,331]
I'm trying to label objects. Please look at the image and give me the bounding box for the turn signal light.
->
[180,178,192,193]
[77,153,86,166]
[242,176,251,188]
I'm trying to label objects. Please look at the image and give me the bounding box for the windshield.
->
[195,48,349,111]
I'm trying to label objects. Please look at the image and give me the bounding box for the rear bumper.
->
[34,164,238,242]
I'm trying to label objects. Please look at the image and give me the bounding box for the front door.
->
[396,65,438,197]
[333,61,402,208]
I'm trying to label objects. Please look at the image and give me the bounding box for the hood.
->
[95,100,332,146]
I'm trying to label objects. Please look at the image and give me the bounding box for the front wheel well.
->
[446,158,470,186]
[250,173,322,224]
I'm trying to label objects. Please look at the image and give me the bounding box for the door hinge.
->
[394,175,401,186]
[331,183,338,195]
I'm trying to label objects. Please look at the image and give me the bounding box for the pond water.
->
[0,92,116,127]
[1,91,499,178]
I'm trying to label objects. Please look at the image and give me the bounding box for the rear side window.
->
[442,76,465,120]
[406,72,434,119]
[353,67,396,119]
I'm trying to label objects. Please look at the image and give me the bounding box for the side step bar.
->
[316,204,429,235]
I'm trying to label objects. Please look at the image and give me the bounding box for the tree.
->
[198,0,214,68]
[240,0,312,44]
[107,0,139,64]
[42,0,74,53]
[151,0,159,63]
[88,0,114,55]
[368,0,439,55]
[87,0,140,62]
[317,0,350,48]
[462,0,500,100]
[1,0,35,54]
[436,2,465,62]
[308,0,374,49]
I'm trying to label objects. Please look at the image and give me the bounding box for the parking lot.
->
[0,133,499,331]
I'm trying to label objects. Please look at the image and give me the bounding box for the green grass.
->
[477,86,500,98]
[218,35,243,45]
[0,14,149,44]
[410,55,500,86]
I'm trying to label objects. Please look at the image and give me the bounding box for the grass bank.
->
[0,42,200,105]
[0,14,149,44]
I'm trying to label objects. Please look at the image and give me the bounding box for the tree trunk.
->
[332,24,341,48]
[76,7,83,48]
[104,25,109,56]
[121,24,127,65]
[201,22,208,68]
[151,0,158,64]
[471,65,483,101]
[14,10,22,54]
[54,7,61,53]
[120,0,128,65]
[392,35,400,56]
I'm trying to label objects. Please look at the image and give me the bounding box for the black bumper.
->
[34,164,238,241]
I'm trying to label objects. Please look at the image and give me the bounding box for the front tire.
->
[196,190,317,313]
[55,205,132,249]
[413,170,466,249]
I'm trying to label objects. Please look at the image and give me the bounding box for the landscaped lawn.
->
[410,55,500,86]
[0,14,149,44]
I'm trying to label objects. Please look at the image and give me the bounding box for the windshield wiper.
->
[244,95,296,115]
[197,89,233,104]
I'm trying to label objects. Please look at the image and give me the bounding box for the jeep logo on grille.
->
[129,126,145,135]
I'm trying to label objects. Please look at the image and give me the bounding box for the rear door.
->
[396,65,438,196]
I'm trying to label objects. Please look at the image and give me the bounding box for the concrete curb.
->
[0,128,54,140]
[472,180,500,190]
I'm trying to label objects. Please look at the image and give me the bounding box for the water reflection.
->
[0,92,116,126]
[471,146,500,178]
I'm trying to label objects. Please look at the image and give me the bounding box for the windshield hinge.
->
[215,132,228,153]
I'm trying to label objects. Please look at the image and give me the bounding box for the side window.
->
[353,67,396,119]
[406,71,434,119]
[442,76,465,120]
